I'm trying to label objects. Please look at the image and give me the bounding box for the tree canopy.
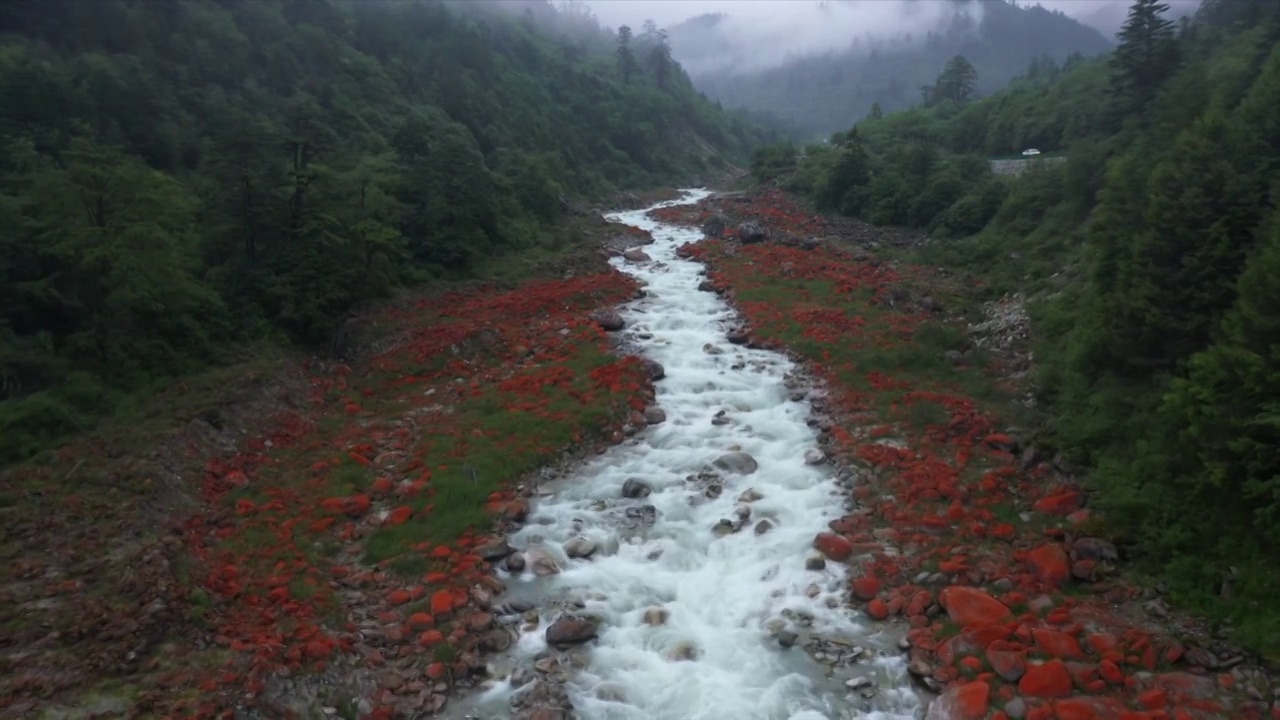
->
[0,0,775,463]
[751,0,1280,658]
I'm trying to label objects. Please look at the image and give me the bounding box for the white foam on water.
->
[446,190,922,720]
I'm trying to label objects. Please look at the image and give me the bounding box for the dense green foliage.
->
[669,0,1113,137]
[0,0,773,463]
[758,0,1280,656]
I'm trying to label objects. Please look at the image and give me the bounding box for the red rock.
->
[430,589,455,616]
[1099,660,1124,684]
[1138,689,1167,710]
[939,586,1012,627]
[1054,697,1127,720]
[426,661,448,679]
[963,623,1013,649]
[986,649,1027,682]
[503,499,529,522]
[407,613,433,630]
[384,505,413,526]
[852,577,881,601]
[1085,633,1117,654]
[925,681,990,720]
[1027,544,1071,587]
[1033,490,1082,516]
[417,629,444,646]
[866,598,890,620]
[370,477,395,495]
[1033,628,1083,658]
[1070,560,1097,581]
[1019,659,1074,698]
[814,532,854,561]
[387,589,412,606]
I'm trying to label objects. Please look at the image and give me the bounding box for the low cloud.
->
[588,0,985,76]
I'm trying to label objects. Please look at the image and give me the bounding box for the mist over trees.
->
[668,0,1115,137]
[752,0,1280,655]
[0,0,774,462]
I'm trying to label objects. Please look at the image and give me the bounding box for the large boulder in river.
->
[640,358,665,380]
[592,310,625,332]
[622,249,651,263]
[712,451,759,475]
[621,478,652,498]
[546,617,598,645]
[737,222,769,244]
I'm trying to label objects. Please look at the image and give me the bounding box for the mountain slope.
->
[758,0,1280,657]
[669,0,1113,137]
[0,0,774,463]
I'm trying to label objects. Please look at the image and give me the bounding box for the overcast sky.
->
[583,0,1115,30]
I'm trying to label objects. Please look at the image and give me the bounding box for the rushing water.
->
[449,190,921,720]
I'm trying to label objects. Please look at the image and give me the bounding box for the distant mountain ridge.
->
[668,0,1114,137]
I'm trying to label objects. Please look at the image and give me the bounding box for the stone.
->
[1026,543,1071,587]
[702,214,727,238]
[1019,659,1073,698]
[1004,697,1026,719]
[754,519,775,535]
[926,681,990,720]
[813,532,854,561]
[545,618,598,645]
[737,221,768,244]
[777,630,799,648]
[622,249,651,262]
[851,577,881,602]
[504,552,526,573]
[712,451,759,475]
[866,599,889,621]
[804,448,826,465]
[525,548,561,577]
[563,536,598,559]
[642,607,668,626]
[805,556,827,571]
[986,649,1027,682]
[1033,489,1083,516]
[592,310,625,332]
[938,586,1012,627]
[1071,537,1118,562]
[476,537,512,562]
[643,407,666,424]
[621,478,652,498]
[738,488,764,503]
[667,641,699,661]
[503,499,530,522]
[641,358,665,380]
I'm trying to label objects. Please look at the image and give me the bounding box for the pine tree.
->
[616,25,636,84]
[648,27,673,90]
[934,55,977,105]
[1110,0,1179,115]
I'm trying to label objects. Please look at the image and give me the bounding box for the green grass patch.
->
[363,340,635,564]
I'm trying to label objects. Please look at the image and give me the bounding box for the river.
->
[447,190,921,720]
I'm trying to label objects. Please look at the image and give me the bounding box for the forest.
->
[669,0,1114,138]
[756,0,1280,656]
[0,0,773,463]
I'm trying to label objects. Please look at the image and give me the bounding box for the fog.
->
[585,1,997,75]
[585,0,1170,31]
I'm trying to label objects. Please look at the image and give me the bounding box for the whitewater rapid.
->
[451,190,921,720]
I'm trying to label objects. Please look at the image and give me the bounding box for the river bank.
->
[652,187,1277,720]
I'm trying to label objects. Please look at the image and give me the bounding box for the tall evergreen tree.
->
[1110,0,1179,116]
[935,55,978,104]
[616,24,636,84]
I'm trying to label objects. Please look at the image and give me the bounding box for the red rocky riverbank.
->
[652,188,1277,720]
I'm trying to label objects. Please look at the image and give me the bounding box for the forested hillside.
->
[0,0,771,463]
[756,0,1280,656]
[669,0,1113,137]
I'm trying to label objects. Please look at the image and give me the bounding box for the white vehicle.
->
[1022,148,1042,156]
